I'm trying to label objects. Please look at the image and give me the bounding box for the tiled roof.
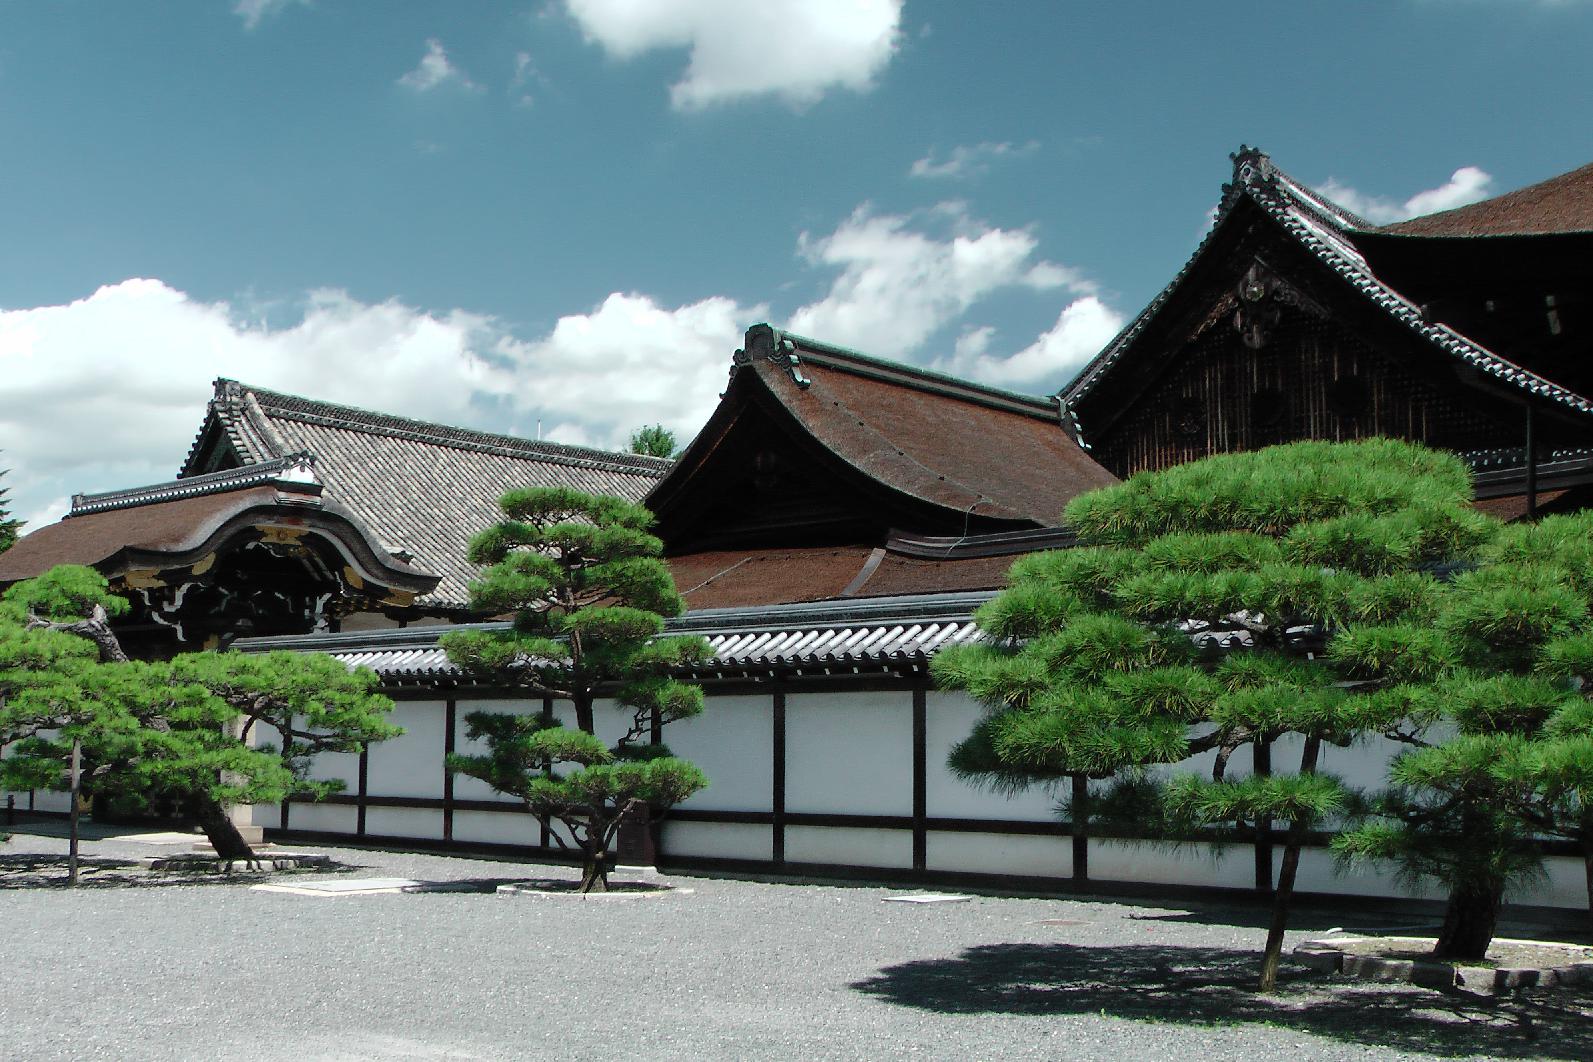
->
[235,591,994,681]
[650,326,1116,540]
[1059,147,1593,433]
[1380,160,1593,237]
[182,380,671,609]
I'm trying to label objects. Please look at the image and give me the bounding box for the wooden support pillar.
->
[1253,739,1274,892]
[772,679,787,866]
[912,675,927,873]
[442,698,457,842]
[1525,402,1539,520]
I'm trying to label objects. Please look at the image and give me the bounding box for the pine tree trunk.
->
[573,693,595,736]
[1257,734,1320,993]
[577,812,610,894]
[1258,828,1303,993]
[1433,878,1503,960]
[191,795,257,860]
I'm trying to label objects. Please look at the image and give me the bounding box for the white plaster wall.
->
[660,820,773,862]
[927,831,1071,879]
[283,802,357,834]
[668,694,772,813]
[924,691,1062,822]
[784,825,913,869]
[1088,839,1255,890]
[366,701,445,799]
[363,806,445,840]
[450,808,538,847]
[786,691,912,816]
[1516,856,1589,910]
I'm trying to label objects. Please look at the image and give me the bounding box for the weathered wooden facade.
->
[1061,148,1593,517]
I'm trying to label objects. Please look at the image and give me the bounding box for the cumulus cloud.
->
[910,141,1039,181]
[787,202,1086,359]
[0,281,757,533]
[399,39,481,92]
[1319,166,1494,224]
[934,298,1124,390]
[232,0,310,31]
[564,0,902,109]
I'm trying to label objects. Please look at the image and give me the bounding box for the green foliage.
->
[0,566,398,850]
[0,457,20,555]
[442,487,709,891]
[628,424,678,459]
[939,437,1593,971]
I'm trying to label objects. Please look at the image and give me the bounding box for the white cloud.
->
[786,203,1087,359]
[564,0,902,109]
[0,280,757,534]
[1319,166,1494,224]
[399,39,481,93]
[934,297,1124,390]
[910,141,1039,181]
[232,0,309,31]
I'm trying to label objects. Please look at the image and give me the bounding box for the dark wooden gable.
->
[650,367,1004,553]
[1065,153,1593,481]
[1084,199,1527,477]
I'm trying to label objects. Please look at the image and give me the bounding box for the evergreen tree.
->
[628,424,677,459]
[934,439,1494,989]
[0,456,22,554]
[1334,508,1593,955]
[0,565,398,861]
[442,487,709,892]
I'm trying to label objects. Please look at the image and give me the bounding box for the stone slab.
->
[882,893,973,905]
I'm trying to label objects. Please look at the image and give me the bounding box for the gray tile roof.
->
[234,591,995,681]
[1059,146,1593,438]
[182,380,671,609]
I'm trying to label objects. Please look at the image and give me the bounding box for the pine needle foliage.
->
[0,565,397,861]
[441,487,710,892]
[933,439,1497,990]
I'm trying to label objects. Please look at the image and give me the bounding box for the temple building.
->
[1062,147,1593,519]
[3,147,1591,906]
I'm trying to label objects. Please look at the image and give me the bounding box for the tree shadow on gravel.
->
[0,853,363,889]
[850,942,1593,1059]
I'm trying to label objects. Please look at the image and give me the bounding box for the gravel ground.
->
[2,823,1590,1062]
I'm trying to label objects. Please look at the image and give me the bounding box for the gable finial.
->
[731,324,810,389]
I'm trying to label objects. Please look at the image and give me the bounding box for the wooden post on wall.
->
[355,744,369,837]
[442,698,457,842]
[772,678,787,865]
[1253,739,1273,892]
[912,675,928,872]
[1526,402,1539,519]
[539,695,553,850]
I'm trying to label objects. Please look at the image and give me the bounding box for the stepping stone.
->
[253,877,424,896]
[883,893,971,904]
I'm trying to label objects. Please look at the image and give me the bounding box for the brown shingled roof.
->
[766,331,1118,525]
[1380,160,1593,237]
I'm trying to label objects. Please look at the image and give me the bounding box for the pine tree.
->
[0,457,22,554]
[934,439,1495,989]
[442,486,709,892]
[0,565,398,861]
[1334,508,1593,955]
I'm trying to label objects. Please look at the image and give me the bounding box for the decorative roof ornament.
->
[732,324,811,389]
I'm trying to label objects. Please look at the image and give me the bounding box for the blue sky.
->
[2,0,1591,531]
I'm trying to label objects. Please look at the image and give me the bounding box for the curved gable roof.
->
[648,326,1117,543]
[180,380,670,608]
[1059,147,1593,438]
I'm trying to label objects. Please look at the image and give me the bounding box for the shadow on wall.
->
[850,942,1593,1060]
